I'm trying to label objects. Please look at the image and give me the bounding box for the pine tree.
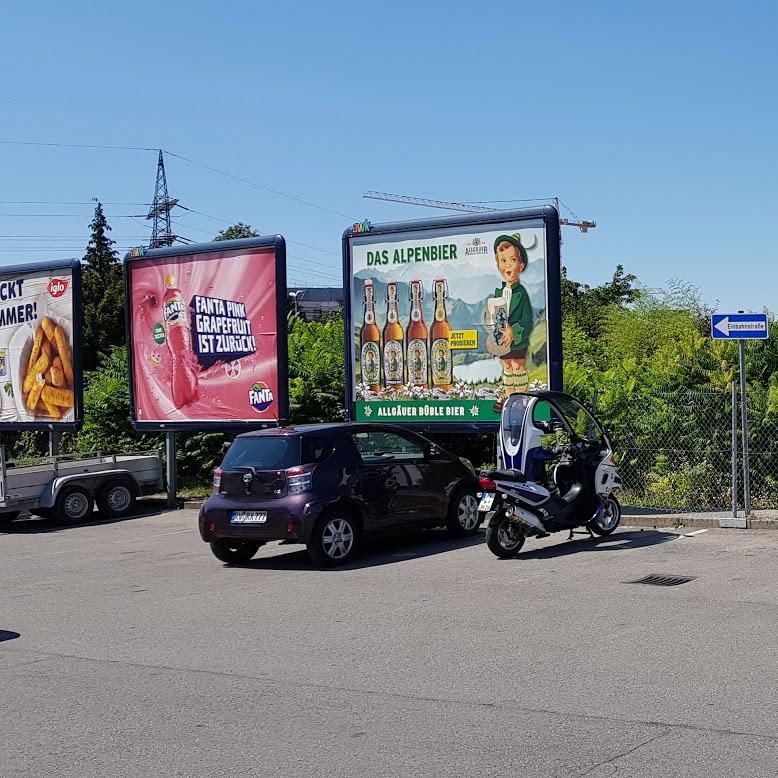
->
[84,201,118,274]
[82,201,125,371]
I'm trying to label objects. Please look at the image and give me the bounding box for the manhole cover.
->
[627,574,696,587]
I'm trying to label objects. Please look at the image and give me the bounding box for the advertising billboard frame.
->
[0,257,83,433]
[342,206,562,432]
[124,235,289,432]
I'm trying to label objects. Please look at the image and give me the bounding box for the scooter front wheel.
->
[591,496,622,536]
[486,514,526,558]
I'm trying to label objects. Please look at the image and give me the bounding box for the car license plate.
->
[478,492,495,512]
[230,511,268,525]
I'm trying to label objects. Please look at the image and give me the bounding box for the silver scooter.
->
[478,391,622,558]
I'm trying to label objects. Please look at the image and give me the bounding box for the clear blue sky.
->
[0,0,775,309]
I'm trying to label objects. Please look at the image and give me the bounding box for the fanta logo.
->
[352,219,371,234]
[48,278,69,298]
[249,381,274,412]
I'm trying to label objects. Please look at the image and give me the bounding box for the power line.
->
[0,235,149,240]
[0,200,149,206]
[0,138,356,221]
[0,212,149,218]
[162,149,356,221]
[0,140,158,152]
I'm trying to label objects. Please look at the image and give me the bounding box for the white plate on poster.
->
[8,309,73,424]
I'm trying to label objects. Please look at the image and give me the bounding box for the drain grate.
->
[627,574,696,587]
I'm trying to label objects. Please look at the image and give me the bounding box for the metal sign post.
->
[713,312,766,528]
[731,381,737,519]
[739,341,751,519]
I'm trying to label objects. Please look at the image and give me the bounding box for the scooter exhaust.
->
[504,504,546,533]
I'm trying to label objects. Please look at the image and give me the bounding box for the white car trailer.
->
[0,449,164,524]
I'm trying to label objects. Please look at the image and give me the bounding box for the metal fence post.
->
[721,376,747,529]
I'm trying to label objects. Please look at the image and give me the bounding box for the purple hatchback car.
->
[199,423,480,566]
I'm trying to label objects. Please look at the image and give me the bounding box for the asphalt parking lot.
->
[2,507,777,777]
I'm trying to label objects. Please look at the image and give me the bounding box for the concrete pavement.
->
[1,508,777,776]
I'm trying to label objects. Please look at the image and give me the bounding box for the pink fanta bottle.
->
[162,273,199,407]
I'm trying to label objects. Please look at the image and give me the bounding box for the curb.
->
[621,514,778,531]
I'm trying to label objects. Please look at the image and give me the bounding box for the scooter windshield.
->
[502,394,530,447]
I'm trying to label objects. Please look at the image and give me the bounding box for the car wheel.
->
[591,496,621,536]
[52,486,94,525]
[445,487,481,537]
[307,511,360,567]
[210,539,263,565]
[96,479,137,519]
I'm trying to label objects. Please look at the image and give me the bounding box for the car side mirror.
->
[429,444,440,457]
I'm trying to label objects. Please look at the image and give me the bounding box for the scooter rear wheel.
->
[486,514,526,558]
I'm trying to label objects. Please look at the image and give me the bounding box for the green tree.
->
[82,201,125,371]
[214,223,260,241]
[561,264,639,339]
[287,313,346,423]
[77,346,160,455]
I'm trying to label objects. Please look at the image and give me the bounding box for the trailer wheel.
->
[97,479,137,519]
[53,486,94,525]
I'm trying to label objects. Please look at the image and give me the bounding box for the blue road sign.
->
[711,313,769,340]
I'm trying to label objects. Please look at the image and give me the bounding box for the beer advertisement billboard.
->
[344,208,562,428]
[125,236,288,431]
[0,258,82,431]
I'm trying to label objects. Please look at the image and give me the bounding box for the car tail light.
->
[479,477,497,491]
[212,468,223,494]
[286,465,313,495]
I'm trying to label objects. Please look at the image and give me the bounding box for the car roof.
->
[234,422,429,439]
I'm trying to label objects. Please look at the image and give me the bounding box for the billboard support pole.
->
[166,432,177,508]
[48,432,59,458]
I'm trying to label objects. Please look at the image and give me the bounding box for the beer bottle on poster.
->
[163,273,200,407]
[430,278,453,392]
[360,280,381,392]
[406,279,429,388]
[382,281,404,390]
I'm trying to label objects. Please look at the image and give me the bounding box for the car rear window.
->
[221,436,301,470]
[301,436,334,464]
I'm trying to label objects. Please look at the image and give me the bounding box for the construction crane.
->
[363,191,596,232]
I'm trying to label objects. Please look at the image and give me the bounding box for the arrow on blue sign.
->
[711,313,769,340]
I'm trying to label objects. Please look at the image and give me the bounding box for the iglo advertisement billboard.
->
[0,258,83,431]
[125,236,288,430]
[343,207,562,429]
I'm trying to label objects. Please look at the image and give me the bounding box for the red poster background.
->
[129,248,279,424]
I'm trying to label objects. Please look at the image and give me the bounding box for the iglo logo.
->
[249,381,274,413]
[48,278,69,298]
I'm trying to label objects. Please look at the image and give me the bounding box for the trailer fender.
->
[39,470,141,509]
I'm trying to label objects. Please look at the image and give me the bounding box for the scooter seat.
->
[481,468,527,483]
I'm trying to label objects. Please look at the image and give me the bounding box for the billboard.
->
[0,258,82,431]
[343,207,562,429]
[125,236,288,430]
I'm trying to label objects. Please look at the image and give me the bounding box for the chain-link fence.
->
[599,390,734,512]
[595,386,778,514]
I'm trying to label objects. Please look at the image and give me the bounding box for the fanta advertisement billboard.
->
[0,259,83,430]
[125,237,288,430]
[344,209,562,427]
